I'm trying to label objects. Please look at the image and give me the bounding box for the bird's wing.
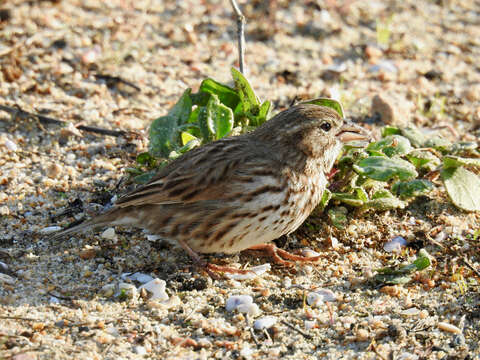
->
[115,137,268,208]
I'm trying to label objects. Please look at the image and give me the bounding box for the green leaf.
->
[178,138,201,154]
[442,166,480,212]
[136,152,156,168]
[371,189,394,199]
[375,249,431,285]
[319,188,332,210]
[381,126,401,137]
[353,156,418,181]
[424,137,452,153]
[413,250,431,271]
[231,67,260,112]
[443,156,480,169]
[392,179,434,198]
[331,192,366,207]
[168,88,192,124]
[258,100,271,123]
[189,91,210,106]
[187,106,201,123]
[406,150,441,171]
[400,126,427,148]
[299,97,344,118]
[199,78,240,109]
[148,115,179,157]
[331,194,363,207]
[148,89,195,157]
[197,106,212,142]
[451,141,478,154]
[198,94,234,141]
[362,196,407,211]
[181,131,198,146]
[366,135,412,157]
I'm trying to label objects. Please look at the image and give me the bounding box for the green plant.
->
[137,68,480,214]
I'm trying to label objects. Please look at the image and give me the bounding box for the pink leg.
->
[176,238,252,277]
[247,244,324,266]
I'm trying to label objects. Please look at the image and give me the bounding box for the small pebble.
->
[46,163,62,179]
[365,45,383,61]
[132,345,147,355]
[49,295,61,304]
[39,226,63,234]
[400,308,420,316]
[4,139,17,152]
[368,60,398,73]
[329,236,339,249]
[397,352,419,360]
[451,333,466,347]
[383,236,407,253]
[226,295,260,316]
[325,62,347,73]
[355,328,369,342]
[0,205,10,216]
[240,344,254,358]
[438,321,461,334]
[304,320,316,330]
[101,227,116,240]
[387,324,406,339]
[139,278,168,301]
[371,93,413,126]
[79,248,97,260]
[253,316,277,330]
[226,295,253,312]
[99,284,116,298]
[123,272,154,284]
[145,234,162,241]
[307,289,337,307]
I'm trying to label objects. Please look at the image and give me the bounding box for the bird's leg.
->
[175,238,253,277]
[247,244,324,267]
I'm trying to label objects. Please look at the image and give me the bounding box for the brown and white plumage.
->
[53,104,367,264]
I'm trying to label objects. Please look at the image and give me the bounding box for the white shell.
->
[139,278,168,301]
[39,226,63,234]
[225,263,271,280]
[253,316,277,330]
[438,322,461,334]
[101,227,116,240]
[4,139,18,152]
[383,236,407,253]
[225,295,257,315]
[307,289,337,307]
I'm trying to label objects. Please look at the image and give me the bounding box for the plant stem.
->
[229,0,246,74]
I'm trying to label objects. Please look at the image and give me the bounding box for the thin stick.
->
[229,0,246,74]
[0,104,135,138]
[280,319,313,340]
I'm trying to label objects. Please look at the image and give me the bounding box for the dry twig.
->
[229,0,246,74]
[0,104,138,138]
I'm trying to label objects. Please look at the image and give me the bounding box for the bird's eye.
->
[320,122,331,132]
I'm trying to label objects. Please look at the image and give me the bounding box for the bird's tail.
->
[50,207,135,241]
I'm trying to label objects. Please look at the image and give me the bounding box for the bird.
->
[53,104,369,275]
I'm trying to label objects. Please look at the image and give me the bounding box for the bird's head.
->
[253,103,370,173]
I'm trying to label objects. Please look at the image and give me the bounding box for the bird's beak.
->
[336,121,371,143]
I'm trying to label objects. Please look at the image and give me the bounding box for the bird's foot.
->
[176,238,253,278]
[247,244,324,267]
